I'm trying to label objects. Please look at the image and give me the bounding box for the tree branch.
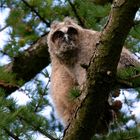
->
[6,105,58,140]
[4,35,50,82]
[0,80,19,96]
[116,73,140,88]
[117,79,133,88]
[63,0,140,140]
[4,128,20,140]
[21,0,50,27]
[128,73,140,80]
[18,115,58,140]
[0,25,9,32]
[67,0,85,27]
[134,20,140,26]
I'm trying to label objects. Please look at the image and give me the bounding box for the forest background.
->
[0,0,140,140]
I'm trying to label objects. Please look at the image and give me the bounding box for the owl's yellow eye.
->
[52,31,64,42]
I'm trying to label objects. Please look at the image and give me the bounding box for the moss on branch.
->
[63,0,140,140]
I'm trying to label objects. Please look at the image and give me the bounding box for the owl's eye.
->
[67,27,78,36]
[52,31,64,42]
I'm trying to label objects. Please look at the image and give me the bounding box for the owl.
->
[47,17,140,133]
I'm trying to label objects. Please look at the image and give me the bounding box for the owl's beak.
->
[64,34,69,43]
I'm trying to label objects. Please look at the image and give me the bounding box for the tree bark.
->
[4,35,50,82]
[63,0,140,140]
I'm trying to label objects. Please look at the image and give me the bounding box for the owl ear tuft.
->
[64,17,78,25]
[51,20,60,29]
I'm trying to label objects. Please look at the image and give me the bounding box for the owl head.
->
[47,17,83,61]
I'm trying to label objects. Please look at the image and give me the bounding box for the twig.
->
[116,79,133,88]
[116,73,140,88]
[21,0,50,27]
[128,73,140,80]
[34,75,50,112]
[67,0,85,27]
[19,115,58,140]
[134,53,140,60]
[134,20,140,26]
[7,105,58,140]
[122,91,137,126]
[0,25,9,32]
[4,128,20,140]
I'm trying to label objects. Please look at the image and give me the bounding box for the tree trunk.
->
[63,1,140,140]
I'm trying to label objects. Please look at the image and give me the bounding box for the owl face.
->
[50,25,79,59]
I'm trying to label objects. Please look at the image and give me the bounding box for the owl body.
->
[47,18,140,129]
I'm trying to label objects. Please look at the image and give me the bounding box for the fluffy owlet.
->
[47,17,140,134]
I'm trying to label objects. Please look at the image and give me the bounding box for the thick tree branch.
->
[63,0,140,140]
[4,35,50,82]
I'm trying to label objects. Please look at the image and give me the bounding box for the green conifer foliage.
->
[0,0,140,139]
